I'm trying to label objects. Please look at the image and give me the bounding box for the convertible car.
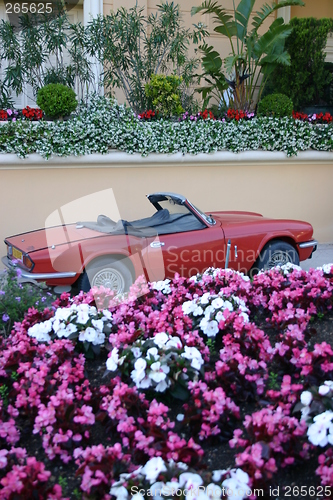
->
[2,192,317,294]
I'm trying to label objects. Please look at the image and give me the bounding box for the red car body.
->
[2,192,317,293]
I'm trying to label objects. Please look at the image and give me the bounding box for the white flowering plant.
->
[297,381,333,447]
[110,457,251,500]
[27,303,112,356]
[0,95,332,158]
[182,290,249,339]
[106,331,204,399]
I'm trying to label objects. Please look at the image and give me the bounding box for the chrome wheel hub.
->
[91,268,125,292]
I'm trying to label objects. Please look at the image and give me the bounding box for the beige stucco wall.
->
[0,151,332,270]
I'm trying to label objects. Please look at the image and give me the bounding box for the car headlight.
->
[7,245,12,257]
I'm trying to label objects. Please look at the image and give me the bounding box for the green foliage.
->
[84,2,207,113]
[257,93,293,117]
[0,10,93,100]
[268,372,279,390]
[0,267,55,337]
[37,83,78,118]
[269,18,333,109]
[0,96,331,159]
[191,0,305,110]
[145,74,184,117]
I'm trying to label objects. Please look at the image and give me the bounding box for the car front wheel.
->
[250,241,299,276]
[78,258,133,294]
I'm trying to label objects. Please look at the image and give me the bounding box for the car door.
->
[144,223,226,281]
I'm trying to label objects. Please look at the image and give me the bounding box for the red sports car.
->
[2,192,317,294]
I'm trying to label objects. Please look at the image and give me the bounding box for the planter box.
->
[0,150,332,271]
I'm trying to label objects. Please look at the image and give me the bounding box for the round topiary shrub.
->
[36,83,78,119]
[257,93,293,118]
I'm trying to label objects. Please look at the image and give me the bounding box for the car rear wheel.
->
[78,258,133,294]
[250,241,299,276]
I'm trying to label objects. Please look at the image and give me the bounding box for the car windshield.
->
[187,202,215,225]
[157,198,190,216]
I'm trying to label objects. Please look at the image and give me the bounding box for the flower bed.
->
[0,96,332,159]
[1,264,333,498]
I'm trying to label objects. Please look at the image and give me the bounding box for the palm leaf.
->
[252,0,304,33]
[199,43,223,73]
[254,19,292,59]
[191,0,237,40]
[235,0,255,40]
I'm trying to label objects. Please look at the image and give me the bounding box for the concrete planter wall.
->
[0,150,332,269]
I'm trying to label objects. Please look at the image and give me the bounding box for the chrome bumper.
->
[298,240,318,258]
[1,256,77,281]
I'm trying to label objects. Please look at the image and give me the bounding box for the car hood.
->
[209,210,266,225]
[5,224,104,253]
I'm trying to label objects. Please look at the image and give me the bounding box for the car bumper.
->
[298,240,318,259]
[1,256,77,281]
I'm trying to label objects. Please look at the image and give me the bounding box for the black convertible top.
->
[77,208,205,236]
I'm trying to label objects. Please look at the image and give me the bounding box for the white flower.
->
[199,318,219,337]
[75,304,96,324]
[92,319,104,332]
[192,305,204,316]
[307,411,333,447]
[176,414,184,421]
[179,472,203,490]
[141,457,167,483]
[165,336,182,349]
[318,385,331,396]
[102,309,112,321]
[300,391,313,406]
[57,322,78,338]
[106,348,120,371]
[200,292,211,305]
[222,468,250,500]
[131,347,142,358]
[182,300,197,315]
[211,297,224,309]
[79,327,105,345]
[146,347,160,361]
[152,279,171,294]
[181,346,204,370]
[223,300,233,312]
[28,321,52,342]
[131,358,147,384]
[317,263,333,274]
[153,332,169,349]
[149,362,170,383]
[206,483,222,500]
[109,485,128,500]
[54,307,73,322]
[212,470,227,482]
[132,495,145,500]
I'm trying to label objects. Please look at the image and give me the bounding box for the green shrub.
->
[37,83,78,119]
[268,18,333,109]
[257,93,293,118]
[145,74,184,118]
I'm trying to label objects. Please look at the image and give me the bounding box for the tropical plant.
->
[267,18,333,109]
[0,9,93,101]
[83,2,207,113]
[191,0,305,111]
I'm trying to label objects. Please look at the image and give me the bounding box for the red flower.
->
[22,106,43,121]
[0,109,8,121]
